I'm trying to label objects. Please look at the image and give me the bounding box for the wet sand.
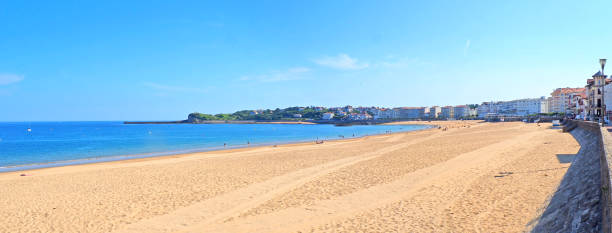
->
[0,121,578,232]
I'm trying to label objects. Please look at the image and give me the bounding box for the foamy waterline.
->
[0,125,433,173]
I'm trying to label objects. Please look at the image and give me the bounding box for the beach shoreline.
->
[0,122,440,174]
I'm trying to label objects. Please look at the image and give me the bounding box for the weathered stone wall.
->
[532,121,603,232]
[600,124,612,233]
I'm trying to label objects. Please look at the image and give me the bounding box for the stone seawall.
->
[600,123,612,233]
[532,121,604,232]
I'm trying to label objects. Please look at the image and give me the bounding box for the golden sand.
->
[0,121,577,232]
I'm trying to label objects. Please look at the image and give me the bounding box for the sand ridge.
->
[115,131,445,233]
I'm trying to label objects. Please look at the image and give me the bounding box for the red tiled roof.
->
[551,87,585,95]
[570,93,587,99]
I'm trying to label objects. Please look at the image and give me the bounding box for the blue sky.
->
[1,0,612,121]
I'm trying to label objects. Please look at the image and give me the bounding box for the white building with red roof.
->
[550,87,586,113]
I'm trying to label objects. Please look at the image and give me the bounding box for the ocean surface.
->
[0,122,430,172]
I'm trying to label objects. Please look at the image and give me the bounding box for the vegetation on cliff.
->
[188,106,329,122]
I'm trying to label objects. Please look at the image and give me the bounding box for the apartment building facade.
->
[550,87,585,113]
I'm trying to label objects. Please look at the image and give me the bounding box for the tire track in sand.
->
[114,130,446,233]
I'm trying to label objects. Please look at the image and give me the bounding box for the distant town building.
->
[543,97,552,114]
[344,105,353,113]
[477,97,547,117]
[453,105,470,119]
[322,112,334,120]
[371,108,384,120]
[374,108,399,119]
[292,114,302,118]
[477,102,497,118]
[550,87,585,113]
[398,107,426,119]
[468,107,478,117]
[423,107,431,118]
[348,113,372,121]
[428,106,441,118]
[510,97,547,116]
[569,92,587,119]
[440,106,454,119]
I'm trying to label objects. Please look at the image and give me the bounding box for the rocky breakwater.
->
[532,121,610,233]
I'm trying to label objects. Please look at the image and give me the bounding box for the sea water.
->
[0,122,430,171]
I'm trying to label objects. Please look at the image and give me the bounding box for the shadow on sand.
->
[527,127,602,232]
[556,154,576,164]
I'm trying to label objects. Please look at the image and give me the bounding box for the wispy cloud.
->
[313,54,369,70]
[464,39,471,56]
[143,82,210,93]
[0,74,24,85]
[240,67,310,82]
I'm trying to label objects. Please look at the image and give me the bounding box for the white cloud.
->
[464,40,471,56]
[0,74,24,85]
[313,54,369,70]
[240,67,310,82]
[143,82,209,93]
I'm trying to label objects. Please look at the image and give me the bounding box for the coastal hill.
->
[187,107,332,122]
[125,107,333,124]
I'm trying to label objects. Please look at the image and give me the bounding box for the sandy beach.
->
[0,121,578,232]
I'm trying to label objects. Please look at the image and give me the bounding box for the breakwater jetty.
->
[532,120,612,232]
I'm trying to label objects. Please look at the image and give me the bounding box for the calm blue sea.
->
[0,122,430,172]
